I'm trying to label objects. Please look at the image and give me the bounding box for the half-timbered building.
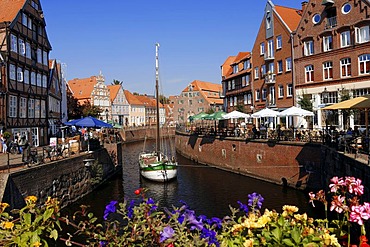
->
[0,0,51,146]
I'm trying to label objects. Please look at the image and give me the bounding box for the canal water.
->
[63,139,317,220]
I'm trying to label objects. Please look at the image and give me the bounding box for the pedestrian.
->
[1,135,7,154]
[19,135,30,163]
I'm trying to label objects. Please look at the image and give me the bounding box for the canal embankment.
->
[175,130,370,198]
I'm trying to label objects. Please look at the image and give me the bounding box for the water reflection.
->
[65,139,316,219]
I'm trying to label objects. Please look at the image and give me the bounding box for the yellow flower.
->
[294,213,307,222]
[282,205,299,216]
[1,221,14,230]
[243,239,254,247]
[0,202,9,213]
[32,241,42,247]
[25,196,37,204]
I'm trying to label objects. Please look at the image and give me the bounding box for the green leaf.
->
[271,227,282,242]
[282,238,295,246]
[23,213,31,225]
[291,227,301,244]
[43,208,54,222]
[88,213,94,219]
[50,229,58,240]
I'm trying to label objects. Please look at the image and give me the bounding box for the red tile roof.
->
[183,80,223,105]
[0,0,25,22]
[232,52,251,65]
[107,85,120,102]
[221,56,236,77]
[68,76,96,101]
[275,5,302,31]
[124,90,145,106]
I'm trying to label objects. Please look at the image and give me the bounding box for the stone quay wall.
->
[120,126,175,143]
[176,131,370,193]
[0,147,121,210]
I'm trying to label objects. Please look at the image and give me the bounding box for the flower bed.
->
[0,177,369,246]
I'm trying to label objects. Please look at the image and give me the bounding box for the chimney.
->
[301,1,308,13]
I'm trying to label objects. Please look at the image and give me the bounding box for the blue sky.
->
[42,0,302,96]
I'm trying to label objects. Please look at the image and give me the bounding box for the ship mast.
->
[155,43,160,158]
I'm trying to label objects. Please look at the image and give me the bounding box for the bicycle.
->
[43,144,69,162]
[7,141,19,154]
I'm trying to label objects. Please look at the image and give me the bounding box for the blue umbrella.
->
[64,116,113,128]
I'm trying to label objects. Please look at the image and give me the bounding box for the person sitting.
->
[252,125,260,139]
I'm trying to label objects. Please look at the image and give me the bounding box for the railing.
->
[264,53,274,60]
[264,73,276,84]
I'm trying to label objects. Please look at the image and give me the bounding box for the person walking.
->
[1,135,7,154]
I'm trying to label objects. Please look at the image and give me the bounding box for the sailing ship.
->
[138,43,178,182]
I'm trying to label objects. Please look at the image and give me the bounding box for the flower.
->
[160,226,175,243]
[32,242,42,247]
[248,192,264,211]
[103,200,118,220]
[330,195,347,213]
[237,200,249,213]
[349,203,370,225]
[0,202,9,213]
[282,205,298,216]
[25,195,37,204]
[0,221,14,230]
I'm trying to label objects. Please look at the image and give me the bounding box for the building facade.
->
[251,0,302,114]
[173,80,223,124]
[0,0,51,146]
[107,84,129,126]
[48,59,62,136]
[293,0,370,129]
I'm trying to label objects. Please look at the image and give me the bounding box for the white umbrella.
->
[222,110,250,119]
[251,108,280,118]
[279,106,314,117]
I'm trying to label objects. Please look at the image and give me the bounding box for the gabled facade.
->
[251,0,302,113]
[173,80,223,123]
[107,84,129,126]
[0,0,52,146]
[124,90,145,127]
[221,52,254,114]
[293,0,370,129]
[68,71,110,121]
[48,59,62,136]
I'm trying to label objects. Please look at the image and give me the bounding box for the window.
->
[43,51,48,66]
[11,34,17,52]
[42,75,47,88]
[9,95,17,118]
[277,60,283,74]
[36,73,41,86]
[244,60,250,70]
[20,97,26,118]
[233,65,238,74]
[323,36,333,51]
[262,88,267,100]
[276,35,282,49]
[267,39,274,58]
[244,94,248,104]
[28,99,35,118]
[312,14,321,24]
[22,13,28,26]
[17,67,23,82]
[286,57,292,71]
[261,65,266,76]
[245,75,250,86]
[355,26,370,44]
[254,67,259,79]
[278,85,284,98]
[31,72,36,85]
[26,42,31,59]
[266,11,271,29]
[342,3,352,14]
[305,65,314,82]
[229,97,233,106]
[227,81,231,90]
[247,94,252,104]
[18,39,25,55]
[269,86,276,105]
[340,31,351,47]
[359,54,370,75]
[260,42,265,55]
[255,89,260,101]
[9,64,16,80]
[323,61,333,80]
[340,58,351,77]
[287,84,293,97]
[231,80,235,89]
[268,63,274,74]
[35,99,40,118]
[24,69,29,84]
[37,48,42,64]
[304,40,314,56]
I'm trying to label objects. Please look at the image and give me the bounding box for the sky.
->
[41,0,303,96]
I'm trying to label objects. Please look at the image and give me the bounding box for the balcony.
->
[264,73,276,85]
[325,16,337,30]
[264,53,274,61]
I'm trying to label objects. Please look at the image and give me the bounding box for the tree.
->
[66,90,83,119]
[235,104,245,113]
[298,92,313,111]
[80,100,103,118]
[159,95,169,104]
[111,79,123,85]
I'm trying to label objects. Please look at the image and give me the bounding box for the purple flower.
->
[99,241,107,247]
[160,226,175,243]
[210,217,222,229]
[238,200,249,213]
[201,228,219,247]
[127,199,135,219]
[103,200,118,220]
[185,210,203,230]
[248,192,264,209]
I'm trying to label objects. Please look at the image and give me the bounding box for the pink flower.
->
[349,204,370,225]
[346,178,364,196]
[329,176,344,193]
[308,192,316,207]
[330,195,346,213]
